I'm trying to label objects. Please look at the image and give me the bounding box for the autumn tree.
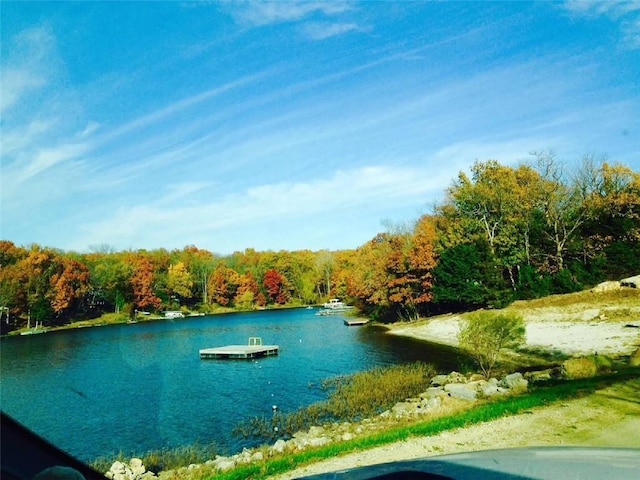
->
[579,160,640,277]
[263,269,290,304]
[166,261,194,304]
[384,217,438,320]
[234,272,265,308]
[208,264,240,306]
[180,246,215,306]
[443,160,545,288]
[48,257,91,318]
[127,254,162,312]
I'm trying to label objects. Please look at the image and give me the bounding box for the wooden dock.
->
[200,337,279,359]
[344,319,369,326]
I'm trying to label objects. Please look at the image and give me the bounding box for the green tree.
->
[458,311,526,377]
[433,240,507,310]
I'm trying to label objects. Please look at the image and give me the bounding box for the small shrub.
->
[562,357,598,379]
[458,311,526,378]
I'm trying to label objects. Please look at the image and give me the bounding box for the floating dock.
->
[200,337,279,359]
[344,319,369,326]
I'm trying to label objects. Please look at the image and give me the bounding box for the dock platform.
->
[344,319,369,326]
[200,337,279,359]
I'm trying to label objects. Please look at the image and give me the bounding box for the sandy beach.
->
[387,316,640,357]
[386,299,640,358]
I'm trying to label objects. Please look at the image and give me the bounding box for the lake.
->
[0,308,466,462]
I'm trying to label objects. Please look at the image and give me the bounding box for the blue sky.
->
[1,1,639,255]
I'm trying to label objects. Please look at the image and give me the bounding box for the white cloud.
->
[69,165,445,251]
[564,0,640,17]
[227,0,353,27]
[15,142,89,183]
[302,22,364,40]
[563,0,640,48]
[0,26,57,115]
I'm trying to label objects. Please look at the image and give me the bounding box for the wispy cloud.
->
[301,22,364,40]
[0,26,56,115]
[226,0,353,27]
[563,0,640,48]
[70,165,445,252]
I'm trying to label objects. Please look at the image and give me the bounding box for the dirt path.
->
[273,378,640,479]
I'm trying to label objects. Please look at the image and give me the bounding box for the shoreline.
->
[2,304,317,338]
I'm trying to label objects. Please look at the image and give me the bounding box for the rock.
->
[425,396,442,409]
[308,436,331,447]
[421,387,446,398]
[215,459,236,472]
[563,357,598,379]
[500,372,528,391]
[444,383,477,401]
[109,462,127,475]
[271,439,287,454]
[592,281,621,293]
[250,451,264,462]
[430,374,448,386]
[446,371,467,384]
[391,401,414,417]
[480,382,502,397]
[129,458,145,477]
[620,274,640,289]
[308,425,325,436]
[630,348,640,367]
[342,432,355,441]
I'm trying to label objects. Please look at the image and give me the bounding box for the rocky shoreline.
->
[103,369,536,479]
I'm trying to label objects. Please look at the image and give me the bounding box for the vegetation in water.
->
[92,442,219,476]
[233,362,436,441]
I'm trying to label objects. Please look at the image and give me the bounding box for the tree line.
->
[1,153,638,330]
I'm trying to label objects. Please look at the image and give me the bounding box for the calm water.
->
[0,308,466,461]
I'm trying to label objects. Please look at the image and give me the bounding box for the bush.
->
[458,311,526,378]
[562,357,598,379]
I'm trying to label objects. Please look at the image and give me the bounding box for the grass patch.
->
[204,369,639,480]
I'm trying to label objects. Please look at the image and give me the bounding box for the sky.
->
[1,1,639,255]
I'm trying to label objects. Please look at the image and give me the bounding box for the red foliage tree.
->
[263,269,290,304]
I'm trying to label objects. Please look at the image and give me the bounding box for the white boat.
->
[322,298,347,309]
[316,299,355,316]
[164,311,184,318]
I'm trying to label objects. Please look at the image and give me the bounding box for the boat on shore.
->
[20,322,48,335]
[316,299,355,316]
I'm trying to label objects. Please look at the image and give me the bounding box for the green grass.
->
[197,369,639,480]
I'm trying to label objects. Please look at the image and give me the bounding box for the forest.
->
[1,153,639,332]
